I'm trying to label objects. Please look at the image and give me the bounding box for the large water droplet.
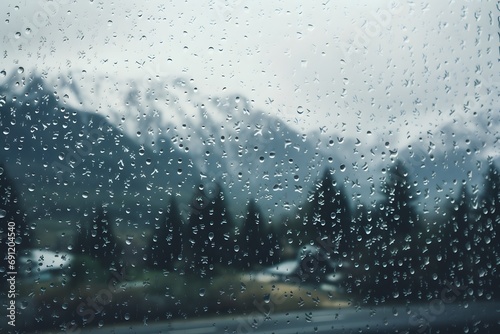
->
[363,225,372,235]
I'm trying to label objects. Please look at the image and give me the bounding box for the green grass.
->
[17,259,351,332]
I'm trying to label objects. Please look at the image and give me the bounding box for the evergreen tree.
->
[147,197,183,271]
[262,223,280,266]
[1,164,30,290]
[75,206,123,271]
[437,184,474,288]
[379,160,418,236]
[369,160,421,303]
[0,163,32,261]
[478,161,500,298]
[186,184,234,274]
[307,169,351,257]
[479,161,500,247]
[237,200,279,270]
[237,200,264,270]
[450,184,474,265]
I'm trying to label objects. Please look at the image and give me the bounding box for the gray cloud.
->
[1,0,497,146]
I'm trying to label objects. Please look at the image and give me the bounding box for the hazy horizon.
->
[2,0,498,145]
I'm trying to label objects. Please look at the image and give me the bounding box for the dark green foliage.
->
[481,161,500,218]
[431,163,500,301]
[237,200,264,270]
[74,206,123,271]
[379,160,418,236]
[477,161,500,298]
[445,185,474,271]
[0,163,32,259]
[359,160,423,303]
[146,197,183,271]
[237,200,280,270]
[185,184,234,274]
[262,222,280,266]
[307,169,352,256]
[0,163,31,292]
[68,254,108,287]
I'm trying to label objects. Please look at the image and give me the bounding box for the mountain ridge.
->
[1,68,498,221]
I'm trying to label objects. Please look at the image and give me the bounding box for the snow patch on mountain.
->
[2,67,498,217]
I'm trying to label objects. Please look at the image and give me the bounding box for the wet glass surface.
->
[1,1,499,333]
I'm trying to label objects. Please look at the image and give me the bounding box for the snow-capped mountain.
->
[1,68,498,221]
[0,71,202,225]
[41,70,341,217]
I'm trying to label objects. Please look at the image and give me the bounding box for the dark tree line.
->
[236,199,280,270]
[353,159,500,304]
[355,160,424,303]
[432,160,500,301]
[281,159,500,304]
[0,163,33,267]
[183,185,235,274]
[305,169,352,257]
[67,205,125,286]
[146,197,183,271]
[2,157,499,303]
[74,206,124,271]
[143,187,281,276]
[0,163,40,292]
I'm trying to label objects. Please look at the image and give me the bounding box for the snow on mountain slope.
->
[2,68,498,219]
[46,71,339,216]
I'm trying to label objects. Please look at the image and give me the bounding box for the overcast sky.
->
[1,0,498,145]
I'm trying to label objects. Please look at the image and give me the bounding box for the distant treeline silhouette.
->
[1,158,499,303]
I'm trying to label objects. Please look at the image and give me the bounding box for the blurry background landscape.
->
[0,0,499,332]
[0,70,499,332]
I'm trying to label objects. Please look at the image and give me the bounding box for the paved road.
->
[77,301,500,334]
